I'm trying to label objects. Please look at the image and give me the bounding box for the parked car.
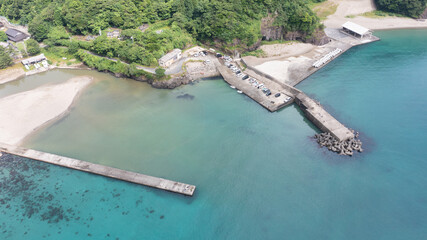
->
[285,97,292,102]
[242,75,249,80]
[275,93,281,98]
[265,90,271,96]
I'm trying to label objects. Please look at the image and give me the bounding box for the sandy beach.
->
[324,0,427,29]
[0,76,93,146]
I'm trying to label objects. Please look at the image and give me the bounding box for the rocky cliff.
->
[260,15,329,46]
[420,8,427,19]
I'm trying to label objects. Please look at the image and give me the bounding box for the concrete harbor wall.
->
[234,59,355,142]
[233,30,381,144]
[0,143,196,196]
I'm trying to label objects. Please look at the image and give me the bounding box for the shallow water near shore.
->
[1,29,427,239]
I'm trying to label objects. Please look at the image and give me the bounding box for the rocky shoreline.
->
[314,131,363,156]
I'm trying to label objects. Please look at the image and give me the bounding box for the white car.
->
[284,97,292,102]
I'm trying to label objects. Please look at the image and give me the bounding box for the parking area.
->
[218,64,294,112]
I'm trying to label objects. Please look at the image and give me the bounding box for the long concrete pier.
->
[0,143,196,196]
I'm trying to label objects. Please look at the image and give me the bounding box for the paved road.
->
[165,57,187,75]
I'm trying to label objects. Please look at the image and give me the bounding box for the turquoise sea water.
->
[1,29,427,239]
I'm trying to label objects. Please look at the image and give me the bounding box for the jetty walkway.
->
[0,143,196,196]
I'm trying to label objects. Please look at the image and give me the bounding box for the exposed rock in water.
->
[176,93,195,100]
[314,131,363,156]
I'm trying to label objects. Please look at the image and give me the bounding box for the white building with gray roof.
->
[158,49,182,68]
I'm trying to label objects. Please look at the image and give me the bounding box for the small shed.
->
[159,49,182,68]
[107,30,120,38]
[21,54,46,65]
[5,28,29,42]
[342,22,372,39]
[86,35,98,41]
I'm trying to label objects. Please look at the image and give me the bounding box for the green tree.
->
[26,39,41,56]
[0,46,13,69]
[0,32,8,42]
[68,41,80,54]
[47,26,70,42]
[375,0,427,18]
[155,68,165,78]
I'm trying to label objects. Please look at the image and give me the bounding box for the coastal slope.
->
[0,76,93,146]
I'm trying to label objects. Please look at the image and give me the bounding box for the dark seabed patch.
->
[176,93,195,100]
[0,153,165,239]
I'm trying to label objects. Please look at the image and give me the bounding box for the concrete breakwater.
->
[0,143,196,196]
[294,92,362,156]
[294,93,354,142]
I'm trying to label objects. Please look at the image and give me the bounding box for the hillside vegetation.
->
[0,0,322,48]
[374,0,427,18]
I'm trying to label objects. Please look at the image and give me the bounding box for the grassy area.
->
[0,62,26,72]
[261,40,298,45]
[10,41,27,56]
[41,47,81,66]
[309,0,338,20]
[358,10,408,18]
[241,49,266,58]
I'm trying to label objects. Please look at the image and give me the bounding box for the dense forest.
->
[0,0,321,47]
[375,0,427,18]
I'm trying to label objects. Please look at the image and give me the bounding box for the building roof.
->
[159,49,182,62]
[139,24,149,32]
[342,22,370,36]
[21,54,46,65]
[5,28,28,42]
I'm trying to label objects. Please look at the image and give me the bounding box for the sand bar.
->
[0,67,26,85]
[0,76,93,145]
